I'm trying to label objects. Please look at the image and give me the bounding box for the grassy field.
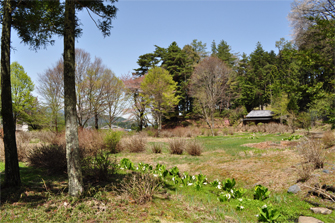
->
[1,131,335,222]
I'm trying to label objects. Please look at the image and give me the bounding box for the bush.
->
[126,135,147,153]
[168,138,186,155]
[297,162,313,182]
[119,172,163,204]
[298,138,325,169]
[151,143,163,154]
[81,151,118,181]
[104,130,123,153]
[214,129,219,136]
[27,144,67,174]
[160,130,174,138]
[186,140,203,156]
[322,131,335,148]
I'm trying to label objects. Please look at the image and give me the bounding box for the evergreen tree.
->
[1,0,64,188]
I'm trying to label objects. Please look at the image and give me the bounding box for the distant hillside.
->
[86,116,135,129]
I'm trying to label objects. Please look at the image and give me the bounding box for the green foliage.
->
[254,185,270,201]
[140,67,180,129]
[282,135,303,141]
[9,62,35,123]
[103,130,123,153]
[222,178,236,191]
[257,204,281,222]
[169,166,180,177]
[119,158,135,171]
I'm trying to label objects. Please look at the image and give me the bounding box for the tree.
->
[123,74,149,131]
[1,0,65,187]
[140,67,179,133]
[75,48,92,128]
[10,62,35,125]
[63,0,118,196]
[211,40,237,68]
[1,0,20,187]
[288,0,335,43]
[85,57,108,129]
[190,57,230,136]
[37,59,64,132]
[104,70,128,128]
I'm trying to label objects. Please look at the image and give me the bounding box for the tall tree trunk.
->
[94,112,99,129]
[64,0,83,196]
[1,0,21,188]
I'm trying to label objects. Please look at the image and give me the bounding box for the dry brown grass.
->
[236,123,290,133]
[168,138,186,155]
[297,162,314,182]
[298,138,325,169]
[186,140,203,156]
[151,143,163,154]
[119,172,163,204]
[322,131,335,148]
[120,134,147,153]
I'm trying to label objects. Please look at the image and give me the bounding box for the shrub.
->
[104,130,123,153]
[172,127,185,137]
[27,144,67,174]
[297,162,313,182]
[186,140,203,156]
[214,129,219,136]
[160,130,174,138]
[81,151,118,181]
[168,138,186,155]
[151,143,163,154]
[298,138,325,169]
[322,131,335,148]
[119,172,163,204]
[78,129,105,157]
[126,135,147,153]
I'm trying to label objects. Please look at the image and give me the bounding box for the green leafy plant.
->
[222,178,236,191]
[153,164,169,179]
[231,188,247,198]
[210,179,220,187]
[169,166,180,177]
[137,162,153,173]
[217,192,231,202]
[104,130,123,153]
[254,185,270,200]
[257,204,281,222]
[282,134,302,141]
[119,158,135,170]
[194,173,207,190]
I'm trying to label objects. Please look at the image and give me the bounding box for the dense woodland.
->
[0,0,334,193]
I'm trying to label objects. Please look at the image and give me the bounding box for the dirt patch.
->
[241,141,299,149]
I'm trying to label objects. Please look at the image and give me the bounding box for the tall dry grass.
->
[298,138,325,169]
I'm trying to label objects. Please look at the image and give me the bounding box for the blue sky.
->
[10,0,293,96]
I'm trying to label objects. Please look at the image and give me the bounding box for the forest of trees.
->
[0,0,334,193]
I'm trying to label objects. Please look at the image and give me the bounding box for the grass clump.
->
[151,143,163,154]
[298,138,325,169]
[168,138,186,155]
[186,140,203,156]
[322,131,335,148]
[122,135,147,153]
[119,172,163,204]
